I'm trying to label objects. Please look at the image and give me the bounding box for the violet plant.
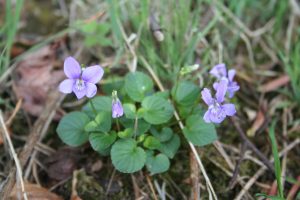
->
[57,58,239,174]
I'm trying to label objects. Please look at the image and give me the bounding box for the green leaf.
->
[269,120,284,198]
[85,112,111,133]
[82,97,112,117]
[158,134,180,158]
[172,81,200,106]
[151,127,173,142]
[120,118,151,136]
[89,132,117,153]
[153,91,170,99]
[143,136,161,150]
[141,96,174,125]
[118,128,134,139]
[183,115,217,146]
[179,64,199,75]
[57,112,90,147]
[111,139,146,173]
[123,103,137,119]
[125,72,153,102]
[146,153,170,175]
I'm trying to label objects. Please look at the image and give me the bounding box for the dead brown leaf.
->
[46,148,80,181]
[13,43,65,117]
[259,75,290,93]
[247,109,265,137]
[10,183,63,200]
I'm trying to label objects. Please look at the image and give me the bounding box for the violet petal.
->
[86,82,97,98]
[222,104,236,116]
[82,65,104,84]
[210,63,227,79]
[215,79,228,103]
[201,88,214,106]
[228,69,236,82]
[59,79,74,94]
[64,57,81,79]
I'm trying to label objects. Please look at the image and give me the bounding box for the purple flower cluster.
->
[201,64,239,124]
[59,57,104,99]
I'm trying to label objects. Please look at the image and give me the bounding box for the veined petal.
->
[222,104,236,116]
[210,63,227,79]
[86,82,97,98]
[213,82,219,91]
[228,69,236,82]
[203,110,211,123]
[216,79,228,103]
[59,79,74,94]
[209,108,226,124]
[64,57,81,79]
[73,85,86,99]
[201,88,214,106]
[82,65,104,84]
[228,83,240,98]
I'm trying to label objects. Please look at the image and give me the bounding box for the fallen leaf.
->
[46,148,80,181]
[259,75,290,92]
[247,109,265,137]
[10,183,63,200]
[13,43,65,117]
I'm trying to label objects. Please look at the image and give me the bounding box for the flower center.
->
[75,79,85,91]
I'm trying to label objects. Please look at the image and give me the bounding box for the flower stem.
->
[115,118,120,132]
[89,99,97,116]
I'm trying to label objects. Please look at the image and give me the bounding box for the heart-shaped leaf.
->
[141,96,174,125]
[146,152,170,175]
[57,112,90,147]
[183,115,217,146]
[125,72,153,102]
[111,139,146,173]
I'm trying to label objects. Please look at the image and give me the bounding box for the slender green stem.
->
[115,118,120,132]
[89,99,97,116]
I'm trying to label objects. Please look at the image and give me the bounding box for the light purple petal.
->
[112,99,124,118]
[209,108,226,124]
[222,104,236,116]
[228,83,240,98]
[203,110,211,123]
[228,69,236,82]
[86,82,97,98]
[82,65,104,84]
[215,79,228,103]
[201,88,214,106]
[213,82,219,91]
[210,63,227,79]
[59,79,74,94]
[73,86,86,99]
[64,57,81,79]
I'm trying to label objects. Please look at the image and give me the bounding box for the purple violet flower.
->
[210,63,240,98]
[112,91,124,118]
[59,57,104,99]
[201,79,236,124]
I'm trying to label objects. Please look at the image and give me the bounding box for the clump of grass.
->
[0,0,24,75]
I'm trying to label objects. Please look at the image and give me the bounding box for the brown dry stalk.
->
[0,91,64,199]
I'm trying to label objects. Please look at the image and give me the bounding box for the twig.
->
[105,169,116,195]
[234,138,300,200]
[231,117,274,172]
[190,150,200,200]
[131,175,141,199]
[0,111,28,200]
[140,56,218,200]
[146,174,158,200]
[5,98,23,126]
[229,142,247,189]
